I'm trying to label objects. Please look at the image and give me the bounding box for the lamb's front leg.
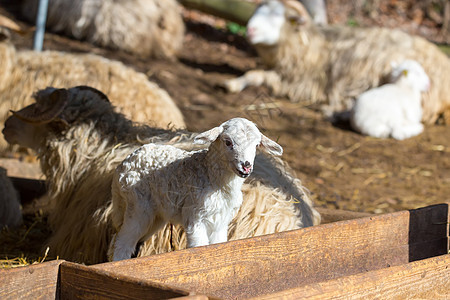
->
[209,227,228,245]
[185,221,209,248]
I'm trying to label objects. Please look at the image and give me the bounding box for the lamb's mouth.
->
[237,169,250,178]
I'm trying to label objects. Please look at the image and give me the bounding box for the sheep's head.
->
[3,86,111,151]
[194,118,283,178]
[246,0,311,46]
[390,60,430,93]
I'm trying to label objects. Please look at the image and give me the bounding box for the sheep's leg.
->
[224,70,281,93]
[185,222,209,248]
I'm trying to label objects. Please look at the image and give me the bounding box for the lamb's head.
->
[3,86,112,152]
[246,0,311,46]
[390,60,430,93]
[194,118,283,178]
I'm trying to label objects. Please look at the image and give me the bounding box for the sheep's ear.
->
[259,134,283,156]
[194,126,224,145]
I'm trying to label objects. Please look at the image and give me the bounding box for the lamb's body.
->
[110,118,283,260]
[0,41,185,152]
[226,0,450,124]
[110,145,243,260]
[350,60,430,140]
[3,87,319,264]
[21,0,185,59]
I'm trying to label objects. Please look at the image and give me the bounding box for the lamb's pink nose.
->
[242,161,252,174]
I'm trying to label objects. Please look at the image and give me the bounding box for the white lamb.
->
[109,118,283,261]
[350,60,430,140]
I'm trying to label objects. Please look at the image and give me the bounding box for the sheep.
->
[109,118,283,261]
[0,167,22,229]
[350,60,430,140]
[3,86,320,264]
[225,0,450,125]
[0,38,185,153]
[20,0,185,59]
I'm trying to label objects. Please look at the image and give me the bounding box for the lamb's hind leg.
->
[391,123,424,140]
[110,204,157,261]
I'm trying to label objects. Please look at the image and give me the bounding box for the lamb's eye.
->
[225,139,233,147]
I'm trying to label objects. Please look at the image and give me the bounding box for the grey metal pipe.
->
[33,0,49,51]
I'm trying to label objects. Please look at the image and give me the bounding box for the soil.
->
[0,1,449,264]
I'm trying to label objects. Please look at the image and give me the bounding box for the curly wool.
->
[21,0,185,59]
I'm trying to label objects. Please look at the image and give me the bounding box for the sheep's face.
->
[194,118,283,179]
[247,0,286,46]
[390,60,430,93]
[2,115,46,151]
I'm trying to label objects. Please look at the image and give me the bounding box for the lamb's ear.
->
[194,126,224,145]
[259,134,283,156]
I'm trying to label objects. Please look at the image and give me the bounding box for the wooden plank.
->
[59,262,207,300]
[0,158,43,180]
[90,204,449,299]
[0,260,63,300]
[255,254,450,299]
[408,203,449,261]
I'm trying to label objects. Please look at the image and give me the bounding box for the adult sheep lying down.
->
[3,86,320,264]
[226,0,450,125]
[0,38,185,153]
[21,0,185,59]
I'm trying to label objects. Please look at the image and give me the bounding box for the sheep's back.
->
[0,49,185,153]
[20,0,184,59]
[325,27,450,123]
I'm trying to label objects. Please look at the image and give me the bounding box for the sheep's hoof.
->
[224,78,245,93]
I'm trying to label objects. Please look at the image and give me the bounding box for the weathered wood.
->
[0,158,43,180]
[0,260,63,300]
[91,203,449,299]
[315,207,372,224]
[255,254,450,299]
[59,261,207,300]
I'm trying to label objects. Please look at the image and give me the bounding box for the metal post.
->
[33,0,49,51]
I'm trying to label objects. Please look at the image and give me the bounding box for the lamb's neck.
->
[204,144,245,193]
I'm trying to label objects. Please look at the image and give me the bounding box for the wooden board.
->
[255,254,450,299]
[59,262,208,300]
[0,158,42,180]
[0,260,63,300]
[91,203,449,299]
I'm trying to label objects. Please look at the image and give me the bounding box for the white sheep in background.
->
[0,167,22,229]
[109,118,283,260]
[225,0,450,125]
[20,0,185,59]
[350,60,430,140]
[0,37,185,153]
[3,86,319,264]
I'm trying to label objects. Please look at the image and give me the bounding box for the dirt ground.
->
[0,1,449,264]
